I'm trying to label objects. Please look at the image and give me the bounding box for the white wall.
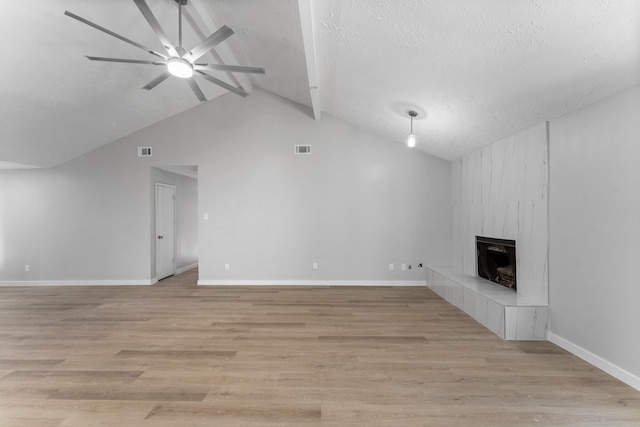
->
[451,122,549,303]
[0,89,451,284]
[0,155,151,282]
[198,104,451,282]
[548,85,640,386]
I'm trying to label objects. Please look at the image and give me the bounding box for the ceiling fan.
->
[64,0,265,102]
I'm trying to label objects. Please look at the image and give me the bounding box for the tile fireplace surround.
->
[426,266,548,340]
[442,122,550,340]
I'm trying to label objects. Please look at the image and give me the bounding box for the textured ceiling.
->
[1,0,639,168]
[311,0,640,159]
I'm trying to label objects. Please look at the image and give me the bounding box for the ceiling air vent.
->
[138,147,152,157]
[294,145,311,154]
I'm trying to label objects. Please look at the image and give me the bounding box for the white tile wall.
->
[451,122,549,305]
[487,299,506,338]
[473,294,488,327]
[427,122,549,341]
[426,266,547,340]
[463,288,476,317]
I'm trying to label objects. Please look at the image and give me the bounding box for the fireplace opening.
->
[476,236,517,291]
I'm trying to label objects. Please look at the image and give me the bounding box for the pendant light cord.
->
[408,110,417,134]
[178,2,183,52]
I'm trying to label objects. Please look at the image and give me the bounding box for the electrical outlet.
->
[25,264,30,272]
[389,263,395,271]
[312,262,318,270]
[224,263,230,271]
[401,263,407,270]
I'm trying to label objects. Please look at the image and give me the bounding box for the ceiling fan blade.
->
[142,72,171,90]
[187,78,207,103]
[86,56,165,65]
[194,64,265,74]
[183,26,234,62]
[196,71,248,98]
[64,11,166,59]
[133,0,178,57]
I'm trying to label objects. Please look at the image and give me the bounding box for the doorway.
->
[155,183,176,280]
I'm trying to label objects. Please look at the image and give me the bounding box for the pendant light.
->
[407,111,417,148]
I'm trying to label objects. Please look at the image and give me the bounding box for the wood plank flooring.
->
[0,269,639,426]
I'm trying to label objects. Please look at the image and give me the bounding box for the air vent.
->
[294,145,311,154]
[138,147,152,157]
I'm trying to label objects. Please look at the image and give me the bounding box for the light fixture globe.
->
[167,57,193,78]
[407,110,418,148]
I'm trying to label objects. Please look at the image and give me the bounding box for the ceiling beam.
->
[185,0,253,93]
[297,0,321,120]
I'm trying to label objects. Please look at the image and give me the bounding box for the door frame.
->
[155,182,177,280]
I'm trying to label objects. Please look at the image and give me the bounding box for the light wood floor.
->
[0,269,638,426]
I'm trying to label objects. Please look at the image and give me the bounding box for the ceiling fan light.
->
[167,57,193,78]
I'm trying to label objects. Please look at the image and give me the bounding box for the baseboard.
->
[548,332,640,391]
[0,279,155,287]
[197,280,426,286]
[176,263,198,275]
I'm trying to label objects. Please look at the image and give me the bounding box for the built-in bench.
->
[425,266,548,340]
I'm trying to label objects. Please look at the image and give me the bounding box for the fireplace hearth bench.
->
[425,266,548,340]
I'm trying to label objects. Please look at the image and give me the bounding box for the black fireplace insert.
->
[476,236,517,291]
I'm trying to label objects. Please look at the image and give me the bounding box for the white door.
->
[156,183,176,280]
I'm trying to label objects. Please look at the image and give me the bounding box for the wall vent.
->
[138,147,152,157]
[294,145,311,154]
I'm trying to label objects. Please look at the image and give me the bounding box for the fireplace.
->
[476,236,517,291]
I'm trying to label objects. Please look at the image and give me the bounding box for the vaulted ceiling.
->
[2,0,639,168]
